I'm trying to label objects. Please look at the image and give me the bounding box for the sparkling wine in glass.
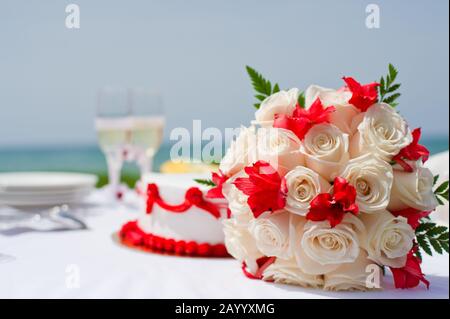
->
[129,88,165,178]
[95,87,131,199]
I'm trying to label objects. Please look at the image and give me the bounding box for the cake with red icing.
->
[119,173,229,257]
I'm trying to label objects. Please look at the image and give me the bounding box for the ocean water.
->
[0,137,448,177]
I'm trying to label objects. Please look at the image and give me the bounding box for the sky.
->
[0,0,448,147]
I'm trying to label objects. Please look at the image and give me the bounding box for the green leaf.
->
[388,63,398,83]
[383,93,401,104]
[379,77,386,95]
[194,179,216,187]
[273,83,280,93]
[441,241,449,253]
[437,196,444,206]
[416,222,449,256]
[440,193,449,202]
[255,94,267,102]
[430,238,443,254]
[417,235,432,256]
[298,92,306,108]
[387,83,401,93]
[427,225,448,237]
[416,222,436,233]
[379,64,401,107]
[414,246,422,261]
[246,66,272,96]
[433,175,440,186]
[245,65,280,109]
[435,180,449,194]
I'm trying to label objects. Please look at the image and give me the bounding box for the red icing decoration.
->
[119,221,229,258]
[146,183,221,219]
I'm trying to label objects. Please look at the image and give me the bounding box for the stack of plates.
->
[0,172,98,207]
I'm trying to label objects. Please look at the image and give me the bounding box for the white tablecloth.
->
[0,190,448,299]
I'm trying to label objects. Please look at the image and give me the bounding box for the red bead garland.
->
[119,221,230,258]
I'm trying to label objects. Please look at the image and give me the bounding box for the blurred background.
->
[0,0,448,187]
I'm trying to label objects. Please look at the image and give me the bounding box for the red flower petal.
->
[306,177,359,227]
[273,98,335,140]
[343,76,379,112]
[390,250,430,289]
[233,161,286,218]
[391,208,431,230]
[393,128,430,172]
[206,171,229,199]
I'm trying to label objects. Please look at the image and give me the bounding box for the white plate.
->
[0,189,94,207]
[0,172,98,193]
[0,172,97,207]
[0,193,90,207]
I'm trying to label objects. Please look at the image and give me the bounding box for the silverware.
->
[0,205,88,232]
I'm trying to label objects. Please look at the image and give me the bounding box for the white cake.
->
[120,173,229,257]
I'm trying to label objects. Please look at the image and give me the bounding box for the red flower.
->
[306,177,359,227]
[391,207,431,230]
[390,249,430,289]
[206,171,229,199]
[233,161,286,218]
[392,128,430,172]
[273,98,335,140]
[342,76,379,112]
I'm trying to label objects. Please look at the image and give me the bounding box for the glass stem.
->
[138,154,153,177]
[105,151,123,191]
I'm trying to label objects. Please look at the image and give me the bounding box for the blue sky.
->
[0,0,448,147]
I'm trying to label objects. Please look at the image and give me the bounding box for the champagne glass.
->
[128,88,165,179]
[95,87,131,199]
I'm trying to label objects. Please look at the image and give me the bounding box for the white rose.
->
[388,164,438,211]
[340,154,394,213]
[262,257,324,288]
[248,211,291,259]
[223,218,263,273]
[255,88,299,127]
[360,211,415,268]
[290,214,365,275]
[388,165,439,212]
[324,250,382,291]
[301,123,349,182]
[349,103,413,161]
[256,127,304,176]
[284,166,331,216]
[220,126,257,176]
[304,85,359,135]
[221,171,254,225]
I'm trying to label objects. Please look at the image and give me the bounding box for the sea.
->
[0,137,448,185]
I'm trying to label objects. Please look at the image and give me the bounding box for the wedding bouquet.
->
[198,65,449,291]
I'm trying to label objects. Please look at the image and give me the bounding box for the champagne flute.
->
[128,88,165,179]
[95,87,131,199]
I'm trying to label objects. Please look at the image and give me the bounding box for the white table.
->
[0,190,448,299]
